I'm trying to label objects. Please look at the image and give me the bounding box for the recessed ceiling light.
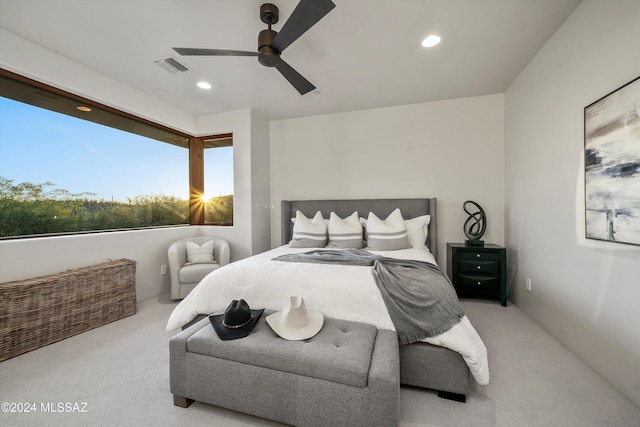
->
[197,81,212,90]
[76,106,92,112]
[421,35,441,48]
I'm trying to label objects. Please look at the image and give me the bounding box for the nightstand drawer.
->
[457,259,499,275]
[458,274,500,290]
[456,251,500,261]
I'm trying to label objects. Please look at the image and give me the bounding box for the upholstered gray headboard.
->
[281,198,437,258]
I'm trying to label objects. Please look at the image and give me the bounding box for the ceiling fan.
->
[173,0,336,95]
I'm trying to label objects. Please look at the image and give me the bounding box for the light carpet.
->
[1,295,639,426]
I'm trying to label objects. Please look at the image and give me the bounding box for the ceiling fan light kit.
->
[172,0,336,95]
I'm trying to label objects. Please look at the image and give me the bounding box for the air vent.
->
[154,57,189,74]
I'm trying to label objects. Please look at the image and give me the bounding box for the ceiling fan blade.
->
[275,59,316,95]
[173,48,258,56]
[271,0,335,53]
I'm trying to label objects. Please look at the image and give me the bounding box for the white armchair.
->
[168,237,231,300]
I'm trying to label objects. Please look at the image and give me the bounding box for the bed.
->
[167,198,488,401]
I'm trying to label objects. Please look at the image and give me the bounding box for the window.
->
[0,70,232,238]
[187,134,234,226]
[203,135,234,225]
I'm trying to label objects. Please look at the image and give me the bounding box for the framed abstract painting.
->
[584,76,640,246]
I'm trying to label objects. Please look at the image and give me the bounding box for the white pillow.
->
[185,240,216,265]
[361,214,431,248]
[405,215,431,248]
[365,208,411,251]
[327,211,364,248]
[290,211,327,248]
[291,217,330,226]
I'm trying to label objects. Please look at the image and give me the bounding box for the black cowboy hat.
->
[209,299,264,340]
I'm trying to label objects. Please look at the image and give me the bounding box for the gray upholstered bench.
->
[170,313,399,427]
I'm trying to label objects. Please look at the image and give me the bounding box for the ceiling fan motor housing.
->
[258,29,281,67]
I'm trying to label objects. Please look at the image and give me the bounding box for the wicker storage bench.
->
[170,314,399,427]
[0,258,136,362]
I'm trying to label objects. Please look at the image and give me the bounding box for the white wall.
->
[270,94,505,266]
[505,0,640,406]
[195,108,271,261]
[0,30,270,301]
[0,227,200,302]
[250,109,272,255]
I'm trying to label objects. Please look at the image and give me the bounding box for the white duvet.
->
[166,245,489,385]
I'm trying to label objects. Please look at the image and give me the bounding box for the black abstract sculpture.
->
[463,200,486,246]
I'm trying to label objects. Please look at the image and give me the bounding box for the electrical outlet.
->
[525,277,532,292]
[161,264,167,276]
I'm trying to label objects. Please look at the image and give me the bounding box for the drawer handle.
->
[477,281,481,285]
[477,266,481,270]
[476,254,481,258]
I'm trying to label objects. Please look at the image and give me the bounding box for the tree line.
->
[0,177,232,237]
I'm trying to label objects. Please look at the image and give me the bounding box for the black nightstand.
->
[446,243,507,306]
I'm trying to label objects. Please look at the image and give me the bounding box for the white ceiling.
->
[0,0,582,121]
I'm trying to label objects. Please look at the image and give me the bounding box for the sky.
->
[0,97,233,201]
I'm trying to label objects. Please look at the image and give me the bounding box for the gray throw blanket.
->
[273,250,464,345]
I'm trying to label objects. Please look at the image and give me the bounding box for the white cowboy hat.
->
[266,296,324,341]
